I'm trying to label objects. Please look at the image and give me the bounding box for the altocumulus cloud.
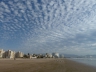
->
[0,0,96,55]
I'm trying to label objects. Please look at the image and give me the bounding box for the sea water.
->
[69,58,96,67]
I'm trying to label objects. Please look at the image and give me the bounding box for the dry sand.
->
[0,58,96,72]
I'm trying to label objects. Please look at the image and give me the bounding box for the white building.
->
[4,50,15,58]
[28,54,37,59]
[52,53,59,58]
[45,53,53,58]
[0,49,5,58]
[15,51,23,58]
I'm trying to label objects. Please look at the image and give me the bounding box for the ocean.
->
[69,58,96,67]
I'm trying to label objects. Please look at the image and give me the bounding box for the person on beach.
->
[14,57,16,60]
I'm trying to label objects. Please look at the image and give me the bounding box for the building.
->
[0,49,5,58]
[15,51,23,58]
[45,53,53,58]
[60,54,64,58]
[4,50,15,58]
[52,53,59,58]
[0,49,24,59]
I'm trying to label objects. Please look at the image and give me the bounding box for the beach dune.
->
[0,58,96,72]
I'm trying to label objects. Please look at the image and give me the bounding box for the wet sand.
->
[0,58,96,72]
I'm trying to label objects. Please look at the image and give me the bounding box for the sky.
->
[0,0,96,55]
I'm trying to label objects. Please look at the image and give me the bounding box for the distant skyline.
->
[0,0,96,55]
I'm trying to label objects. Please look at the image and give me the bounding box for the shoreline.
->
[66,58,96,68]
[0,58,96,72]
[64,58,96,72]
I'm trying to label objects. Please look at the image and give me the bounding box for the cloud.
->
[0,0,96,54]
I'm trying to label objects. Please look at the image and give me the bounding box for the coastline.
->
[64,58,96,72]
[0,58,96,72]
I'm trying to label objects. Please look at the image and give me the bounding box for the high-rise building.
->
[0,49,4,58]
[15,51,23,58]
[4,50,15,58]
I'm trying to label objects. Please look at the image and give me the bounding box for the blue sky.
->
[0,0,96,55]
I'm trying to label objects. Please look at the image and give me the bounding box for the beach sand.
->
[0,58,96,72]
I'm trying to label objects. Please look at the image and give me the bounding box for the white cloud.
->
[1,2,8,9]
[1,0,96,54]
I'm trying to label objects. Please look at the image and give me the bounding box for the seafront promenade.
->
[0,58,96,72]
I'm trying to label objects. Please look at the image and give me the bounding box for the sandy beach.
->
[0,58,96,72]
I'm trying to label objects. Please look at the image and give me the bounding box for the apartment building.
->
[0,49,5,58]
[4,50,15,58]
[15,51,23,58]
